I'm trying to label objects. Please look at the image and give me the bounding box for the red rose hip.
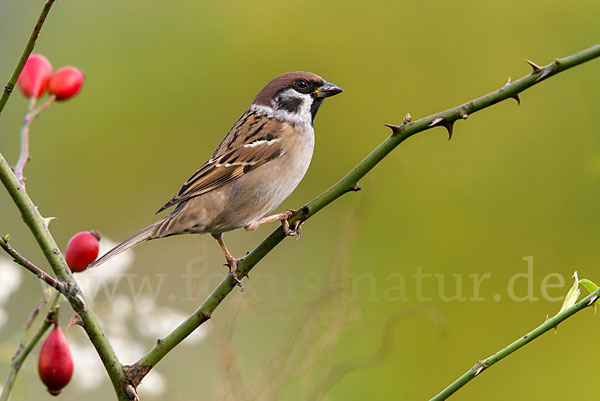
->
[65,231,100,272]
[48,67,84,100]
[17,54,53,98]
[38,326,73,396]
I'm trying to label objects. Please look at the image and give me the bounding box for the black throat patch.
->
[310,97,324,122]
[276,96,303,113]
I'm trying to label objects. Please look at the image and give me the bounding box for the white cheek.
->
[290,94,313,121]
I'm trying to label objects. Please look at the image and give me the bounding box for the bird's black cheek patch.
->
[276,97,303,113]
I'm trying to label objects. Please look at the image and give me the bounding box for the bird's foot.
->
[246,209,303,240]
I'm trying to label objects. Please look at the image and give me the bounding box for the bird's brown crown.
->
[253,71,324,107]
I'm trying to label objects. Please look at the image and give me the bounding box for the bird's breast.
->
[197,125,315,233]
[255,125,314,208]
[230,125,314,225]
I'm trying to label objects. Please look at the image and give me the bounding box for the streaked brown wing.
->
[156,111,285,213]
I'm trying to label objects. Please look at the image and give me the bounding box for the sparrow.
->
[90,71,343,285]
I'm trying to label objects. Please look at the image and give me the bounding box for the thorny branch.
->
[0,153,130,400]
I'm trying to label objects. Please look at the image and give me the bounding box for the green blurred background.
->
[1,0,600,400]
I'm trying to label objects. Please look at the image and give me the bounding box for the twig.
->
[30,95,56,119]
[14,97,37,186]
[0,292,60,401]
[429,290,600,400]
[127,44,600,385]
[0,235,68,295]
[0,0,56,115]
[13,95,56,186]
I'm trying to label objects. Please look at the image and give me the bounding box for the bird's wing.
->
[156,110,287,213]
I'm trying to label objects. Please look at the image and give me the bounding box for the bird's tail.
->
[90,217,169,268]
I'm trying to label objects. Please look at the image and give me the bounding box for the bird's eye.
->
[294,79,309,91]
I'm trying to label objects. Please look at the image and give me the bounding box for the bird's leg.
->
[211,233,244,289]
[245,209,302,238]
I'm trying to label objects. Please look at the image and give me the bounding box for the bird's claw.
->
[225,259,244,291]
[282,218,302,240]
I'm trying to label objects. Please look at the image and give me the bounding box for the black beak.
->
[314,81,343,98]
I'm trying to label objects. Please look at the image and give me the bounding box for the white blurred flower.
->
[134,295,208,345]
[70,342,107,390]
[0,257,23,304]
[138,369,166,398]
[109,336,146,365]
[70,337,148,391]
[105,295,133,338]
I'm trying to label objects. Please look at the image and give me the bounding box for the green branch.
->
[128,44,600,385]
[0,154,131,400]
[429,289,600,400]
[0,292,60,401]
[0,0,56,115]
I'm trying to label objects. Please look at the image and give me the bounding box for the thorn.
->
[429,117,455,140]
[535,69,553,82]
[446,121,455,140]
[524,59,543,73]
[588,295,599,305]
[43,216,56,228]
[349,184,362,192]
[66,312,83,330]
[504,76,512,86]
[512,94,521,105]
[403,113,412,124]
[385,124,402,137]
